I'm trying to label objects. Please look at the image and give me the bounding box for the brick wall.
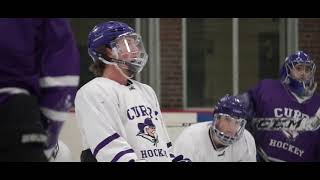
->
[159,18,320,109]
[299,18,320,93]
[160,19,183,108]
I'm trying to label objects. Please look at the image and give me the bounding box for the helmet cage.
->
[211,113,247,146]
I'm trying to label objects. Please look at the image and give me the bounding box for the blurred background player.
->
[0,19,80,161]
[75,21,189,162]
[240,51,320,162]
[173,95,256,162]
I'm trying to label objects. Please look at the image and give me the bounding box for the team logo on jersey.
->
[137,118,159,146]
[268,139,304,158]
[273,107,308,141]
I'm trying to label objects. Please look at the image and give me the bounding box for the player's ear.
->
[96,46,112,59]
[106,48,114,58]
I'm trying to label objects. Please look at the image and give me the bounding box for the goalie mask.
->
[280,51,317,98]
[88,21,148,78]
[211,95,248,146]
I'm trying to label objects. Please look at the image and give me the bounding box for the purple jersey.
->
[0,19,80,146]
[248,79,320,161]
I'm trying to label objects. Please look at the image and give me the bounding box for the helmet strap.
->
[98,57,135,79]
[114,64,134,79]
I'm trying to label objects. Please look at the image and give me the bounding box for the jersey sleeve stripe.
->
[0,87,30,95]
[39,87,77,111]
[40,76,79,88]
[111,149,135,162]
[93,133,120,157]
[40,107,73,122]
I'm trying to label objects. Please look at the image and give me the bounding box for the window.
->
[186,18,232,108]
[185,18,289,108]
[238,18,285,93]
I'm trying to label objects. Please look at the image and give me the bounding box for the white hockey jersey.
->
[173,122,257,162]
[75,77,173,162]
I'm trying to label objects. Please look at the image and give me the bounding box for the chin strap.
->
[114,64,134,79]
[98,57,135,80]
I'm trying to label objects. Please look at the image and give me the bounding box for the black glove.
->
[172,155,191,162]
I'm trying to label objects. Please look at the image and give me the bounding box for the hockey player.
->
[75,21,189,162]
[0,19,80,162]
[240,51,320,162]
[173,95,256,162]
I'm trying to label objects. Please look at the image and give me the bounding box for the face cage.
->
[287,62,315,81]
[284,62,316,96]
[110,57,147,74]
[89,51,147,77]
[211,113,247,146]
[110,33,148,74]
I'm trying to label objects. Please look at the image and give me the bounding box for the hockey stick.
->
[252,115,320,132]
[165,122,196,127]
